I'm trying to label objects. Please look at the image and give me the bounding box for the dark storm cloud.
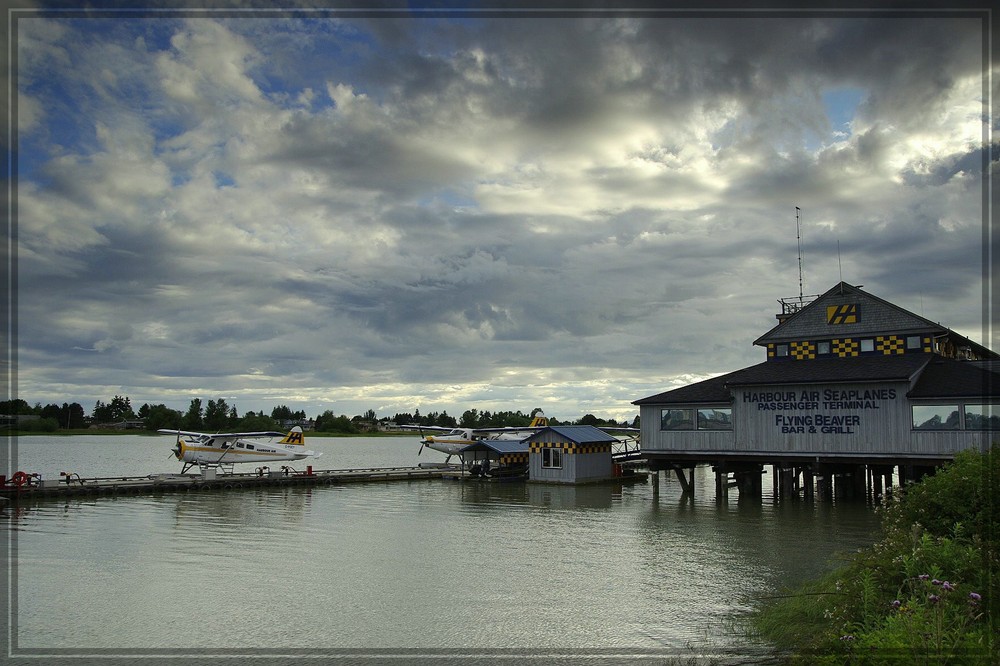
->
[13,12,989,420]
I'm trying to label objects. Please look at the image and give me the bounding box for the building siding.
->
[641,380,992,459]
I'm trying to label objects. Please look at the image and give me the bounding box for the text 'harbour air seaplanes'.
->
[159,426,321,475]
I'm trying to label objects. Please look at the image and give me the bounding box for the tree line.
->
[2,397,638,434]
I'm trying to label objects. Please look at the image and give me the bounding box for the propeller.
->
[168,432,182,460]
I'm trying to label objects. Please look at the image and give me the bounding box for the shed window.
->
[660,409,694,431]
[816,341,831,355]
[912,405,961,430]
[965,405,1000,430]
[697,408,733,430]
[775,344,789,357]
[860,339,875,353]
[906,336,922,350]
[541,447,563,469]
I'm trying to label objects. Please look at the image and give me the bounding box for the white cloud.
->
[13,15,989,422]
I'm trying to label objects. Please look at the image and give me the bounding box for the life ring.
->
[10,471,28,488]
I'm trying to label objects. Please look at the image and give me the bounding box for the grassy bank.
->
[747,448,997,663]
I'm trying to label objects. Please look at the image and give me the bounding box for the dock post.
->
[817,470,833,502]
[852,465,866,500]
[673,466,694,495]
[873,467,884,503]
[715,467,730,501]
[651,471,659,498]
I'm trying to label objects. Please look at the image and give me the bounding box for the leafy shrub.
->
[750,448,997,664]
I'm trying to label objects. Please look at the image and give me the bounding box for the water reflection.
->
[5,439,883,654]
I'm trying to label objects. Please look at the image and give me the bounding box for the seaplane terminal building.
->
[634,282,997,499]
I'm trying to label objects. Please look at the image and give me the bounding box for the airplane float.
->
[158,426,321,474]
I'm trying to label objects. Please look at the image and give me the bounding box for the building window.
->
[660,409,694,430]
[697,408,733,430]
[817,341,831,355]
[906,335,922,350]
[912,405,961,430]
[860,338,875,353]
[965,405,1000,430]
[541,447,563,469]
[775,344,789,357]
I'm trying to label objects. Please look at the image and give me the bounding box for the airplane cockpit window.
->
[236,442,245,448]
[245,444,255,450]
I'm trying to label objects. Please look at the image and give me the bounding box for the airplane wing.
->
[473,426,544,435]
[157,429,285,439]
[403,424,455,433]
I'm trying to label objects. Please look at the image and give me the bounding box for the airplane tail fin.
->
[279,426,305,445]
[528,412,549,428]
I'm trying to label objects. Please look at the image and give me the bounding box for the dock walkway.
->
[0,466,449,502]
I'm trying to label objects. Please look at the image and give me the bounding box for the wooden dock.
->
[0,466,451,502]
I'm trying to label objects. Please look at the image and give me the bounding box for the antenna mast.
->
[795,206,804,304]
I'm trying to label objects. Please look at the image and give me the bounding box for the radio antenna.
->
[837,240,843,287]
[795,207,804,304]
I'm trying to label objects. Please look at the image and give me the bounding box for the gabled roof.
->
[754,283,993,358]
[525,425,616,444]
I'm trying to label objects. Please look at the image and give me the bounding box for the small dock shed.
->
[525,425,617,484]
[459,439,530,480]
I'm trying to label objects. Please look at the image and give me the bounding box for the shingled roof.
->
[754,282,996,360]
[909,356,1000,399]
[634,354,1000,405]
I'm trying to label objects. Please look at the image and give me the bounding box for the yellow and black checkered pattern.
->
[876,335,904,355]
[500,453,528,464]
[791,341,815,360]
[832,338,859,357]
[923,336,932,353]
[767,343,776,358]
[529,442,612,455]
[827,304,858,324]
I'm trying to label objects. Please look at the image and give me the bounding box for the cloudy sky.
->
[11,7,993,423]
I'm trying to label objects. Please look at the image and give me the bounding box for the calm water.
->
[3,435,881,660]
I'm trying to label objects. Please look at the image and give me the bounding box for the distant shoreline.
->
[9,429,420,438]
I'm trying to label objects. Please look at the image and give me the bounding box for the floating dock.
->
[0,466,452,502]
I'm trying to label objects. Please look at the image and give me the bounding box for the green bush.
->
[750,448,997,664]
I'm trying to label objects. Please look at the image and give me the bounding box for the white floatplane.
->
[158,426,321,474]
[412,413,551,463]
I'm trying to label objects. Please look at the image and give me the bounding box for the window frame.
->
[660,408,695,431]
[541,447,563,469]
[963,404,1000,431]
[911,404,961,430]
[697,408,733,431]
